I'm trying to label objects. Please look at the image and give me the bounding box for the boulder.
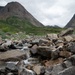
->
[46,34,58,40]
[24,58,39,65]
[68,54,75,65]
[43,58,64,67]
[63,60,72,68]
[57,66,75,75]
[63,35,73,42]
[59,50,72,58]
[33,65,45,75]
[37,46,52,58]
[51,64,64,75]
[30,44,38,54]
[20,68,35,75]
[39,39,50,46]
[59,28,74,37]
[0,50,26,61]
[45,64,64,75]
[51,46,63,60]
[6,62,18,71]
[67,42,75,53]
[16,61,35,75]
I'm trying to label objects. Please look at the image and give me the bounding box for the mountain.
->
[65,14,75,28]
[0,2,43,27]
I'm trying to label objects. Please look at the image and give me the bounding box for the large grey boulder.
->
[63,60,72,68]
[45,64,64,75]
[68,54,75,65]
[59,28,74,37]
[37,46,52,58]
[0,50,26,61]
[57,66,75,75]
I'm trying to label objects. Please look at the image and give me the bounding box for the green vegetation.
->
[0,16,64,39]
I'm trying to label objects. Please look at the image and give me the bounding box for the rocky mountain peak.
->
[65,14,75,28]
[0,1,43,27]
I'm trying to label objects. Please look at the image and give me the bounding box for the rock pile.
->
[0,28,75,75]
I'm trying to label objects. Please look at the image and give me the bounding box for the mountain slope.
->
[0,2,43,27]
[65,14,75,28]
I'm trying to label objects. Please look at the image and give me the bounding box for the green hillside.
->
[0,16,63,39]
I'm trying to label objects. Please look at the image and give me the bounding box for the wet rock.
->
[20,68,35,75]
[21,46,30,58]
[0,50,26,61]
[59,28,74,37]
[37,46,52,58]
[16,60,35,75]
[24,58,39,65]
[57,66,75,75]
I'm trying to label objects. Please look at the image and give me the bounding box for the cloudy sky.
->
[0,0,75,27]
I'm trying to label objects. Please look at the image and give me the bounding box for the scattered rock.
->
[0,28,75,75]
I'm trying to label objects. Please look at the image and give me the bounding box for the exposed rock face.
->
[0,2,43,27]
[65,14,75,28]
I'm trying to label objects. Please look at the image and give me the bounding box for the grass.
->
[0,16,64,39]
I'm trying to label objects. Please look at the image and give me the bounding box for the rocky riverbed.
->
[0,28,75,75]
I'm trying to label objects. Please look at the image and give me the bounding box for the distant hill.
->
[0,2,63,38]
[0,2,43,27]
[65,14,75,28]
